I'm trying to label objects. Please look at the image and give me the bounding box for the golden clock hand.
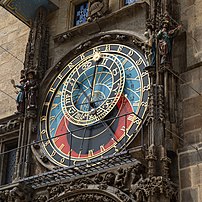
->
[91,62,98,101]
[75,82,91,106]
[92,109,119,143]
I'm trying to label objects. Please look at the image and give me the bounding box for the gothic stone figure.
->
[114,167,125,189]
[25,71,37,109]
[144,27,156,66]
[157,20,181,64]
[88,0,109,22]
[14,78,26,113]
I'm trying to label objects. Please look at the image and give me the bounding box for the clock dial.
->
[61,53,125,126]
[40,44,150,167]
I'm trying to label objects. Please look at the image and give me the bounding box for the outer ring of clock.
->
[39,43,150,167]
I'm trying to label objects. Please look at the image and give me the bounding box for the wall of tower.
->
[0,7,29,119]
[179,0,202,201]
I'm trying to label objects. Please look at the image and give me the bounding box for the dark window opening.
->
[1,142,17,185]
[74,2,89,26]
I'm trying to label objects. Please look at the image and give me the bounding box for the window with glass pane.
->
[1,143,17,185]
[74,2,88,26]
[124,0,138,5]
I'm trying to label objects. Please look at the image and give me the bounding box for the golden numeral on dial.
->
[105,45,110,51]
[60,158,65,164]
[112,68,118,76]
[80,53,85,60]
[128,50,133,56]
[44,140,50,146]
[135,58,143,66]
[57,74,63,80]
[88,149,94,157]
[101,57,108,66]
[51,150,56,157]
[118,45,124,52]
[49,88,56,93]
[93,47,100,53]
[59,144,65,151]
[100,145,105,152]
[41,130,46,135]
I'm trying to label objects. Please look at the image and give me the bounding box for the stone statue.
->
[114,167,125,188]
[144,27,156,66]
[24,71,37,109]
[88,0,109,22]
[157,20,181,64]
[11,70,26,114]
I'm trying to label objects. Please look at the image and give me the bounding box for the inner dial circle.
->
[72,66,112,112]
[61,53,125,126]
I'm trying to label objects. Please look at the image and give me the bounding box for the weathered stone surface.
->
[183,129,202,145]
[0,7,29,119]
[191,164,202,186]
[183,115,202,133]
[181,188,198,202]
[181,0,202,67]
[180,168,191,189]
[182,96,202,119]
[179,148,202,169]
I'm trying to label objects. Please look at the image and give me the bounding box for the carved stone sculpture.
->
[24,71,37,109]
[88,0,109,22]
[157,18,181,65]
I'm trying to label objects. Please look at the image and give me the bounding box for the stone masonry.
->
[179,0,202,201]
[0,7,29,119]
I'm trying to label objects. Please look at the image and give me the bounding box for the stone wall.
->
[0,7,29,119]
[178,1,202,201]
[181,0,202,68]
[179,66,202,202]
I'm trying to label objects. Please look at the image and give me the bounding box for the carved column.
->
[14,6,49,179]
[143,1,179,201]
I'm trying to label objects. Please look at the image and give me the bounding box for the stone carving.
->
[99,34,113,41]
[75,41,92,53]
[11,70,26,114]
[33,195,47,202]
[116,35,128,41]
[132,36,144,50]
[132,176,178,201]
[33,161,177,202]
[24,71,38,110]
[143,26,156,67]
[87,0,109,22]
[0,119,19,133]
[157,16,181,65]
[114,167,125,188]
[63,193,116,202]
[24,7,49,80]
[56,32,72,44]
[0,186,32,202]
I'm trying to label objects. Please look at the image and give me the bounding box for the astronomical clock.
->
[0,1,181,201]
[39,43,150,167]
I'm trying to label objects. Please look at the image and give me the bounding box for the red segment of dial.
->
[53,94,134,158]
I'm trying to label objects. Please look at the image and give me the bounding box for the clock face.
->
[40,44,150,167]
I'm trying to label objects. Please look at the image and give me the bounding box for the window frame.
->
[69,0,89,28]
[121,0,138,7]
[0,138,18,185]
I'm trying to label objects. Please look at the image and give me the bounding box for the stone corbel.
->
[87,0,110,22]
